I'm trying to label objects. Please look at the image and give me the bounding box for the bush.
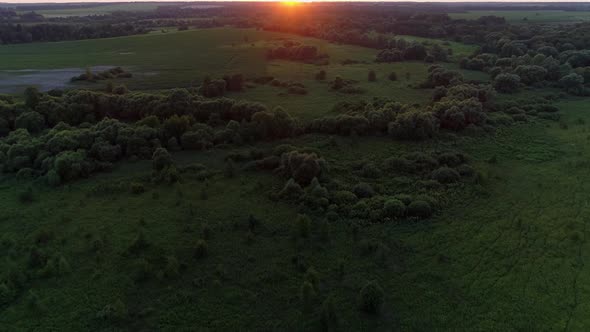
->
[431,167,461,183]
[352,182,375,198]
[300,281,316,313]
[194,240,208,259]
[96,299,128,322]
[368,70,377,82]
[407,200,432,218]
[383,198,405,218]
[279,178,304,200]
[388,72,397,81]
[130,182,145,194]
[279,151,326,186]
[493,73,520,93]
[296,214,311,238]
[320,296,339,331]
[315,70,327,81]
[358,281,384,314]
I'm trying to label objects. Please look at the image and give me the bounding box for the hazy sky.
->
[3,0,590,3]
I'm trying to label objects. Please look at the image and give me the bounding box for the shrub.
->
[279,151,326,186]
[368,70,377,82]
[279,178,304,200]
[152,148,173,172]
[194,240,208,259]
[296,214,311,238]
[431,167,461,183]
[388,72,398,81]
[300,281,316,313]
[315,70,327,81]
[130,182,146,194]
[112,84,129,95]
[352,182,375,198]
[320,296,339,331]
[96,299,128,321]
[358,281,384,314]
[493,73,520,93]
[407,200,433,218]
[388,110,438,140]
[332,190,358,205]
[383,199,405,218]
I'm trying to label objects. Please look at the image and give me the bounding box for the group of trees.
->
[71,67,132,83]
[376,39,449,63]
[0,23,147,44]
[267,42,328,64]
[458,23,590,95]
[0,87,303,184]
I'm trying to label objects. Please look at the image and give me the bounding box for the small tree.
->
[388,72,397,81]
[358,281,384,314]
[368,70,377,82]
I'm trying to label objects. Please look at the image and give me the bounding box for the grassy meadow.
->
[16,3,170,18]
[0,28,482,119]
[2,8,589,330]
[2,94,590,330]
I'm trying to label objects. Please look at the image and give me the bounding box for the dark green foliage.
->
[296,214,311,238]
[383,198,405,218]
[388,110,438,140]
[130,182,146,194]
[352,182,375,198]
[368,70,377,82]
[300,281,316,313]
[493,73,520,93]
[279,150,327,186]
[320,296,339,331]
[279,178,304,200]
[194,239,208,259]
[358,281,384,314]
[388,71,398,81]
[96,299,128,322]
[431,167,461,183]
[407,200,433,218]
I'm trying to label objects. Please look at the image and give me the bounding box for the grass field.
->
[0,27,482,119]
[16,3,169,18]
[1,95,589,330]
[450,10,590,23]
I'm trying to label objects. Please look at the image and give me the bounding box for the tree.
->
[560,73,585,95]
[24,86,41,108]
[358,281,384,314]
[493,73,520,93]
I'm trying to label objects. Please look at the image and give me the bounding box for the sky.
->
[3,0,590,3]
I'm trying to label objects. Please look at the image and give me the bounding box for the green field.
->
[17,3,168,18]
[2,94,590,330]
[450,10,590,23]
[0,27,482,119]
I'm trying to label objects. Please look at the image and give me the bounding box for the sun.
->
[281,1,301,6]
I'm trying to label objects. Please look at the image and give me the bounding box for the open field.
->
[16,3,168,17]
[2,96,589,330]
[450,10,590,23]
[1,4,589,330]
[0,27,482,119]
